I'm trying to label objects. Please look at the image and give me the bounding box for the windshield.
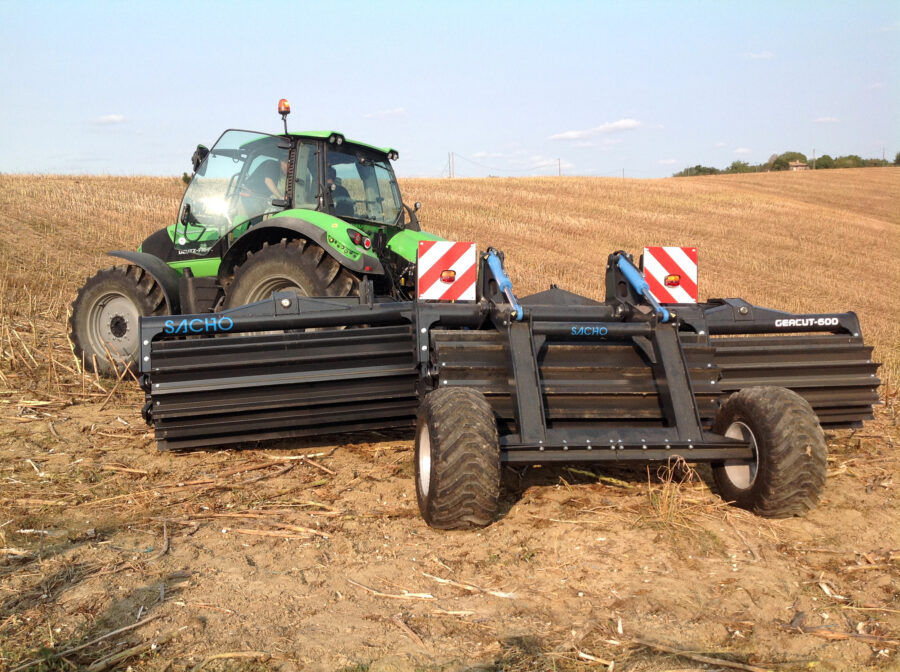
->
[176,130,291,250]
[326,147,402,225]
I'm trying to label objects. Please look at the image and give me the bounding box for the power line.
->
[450,152,565,176]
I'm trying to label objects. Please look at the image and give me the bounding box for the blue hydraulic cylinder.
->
[486,249,524,321]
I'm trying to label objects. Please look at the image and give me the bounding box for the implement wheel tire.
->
[69,265,167,376]
[415,387,500,529]
[224,238,357,308]
[712,386,827,518]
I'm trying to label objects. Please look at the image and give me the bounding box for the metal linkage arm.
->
[615,254,671,323]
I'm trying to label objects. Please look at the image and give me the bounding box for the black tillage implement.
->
[139,249,880,528]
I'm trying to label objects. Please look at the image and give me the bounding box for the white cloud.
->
[364,107,406,119]
[472,151,504,159]
[876,21,899,33]
[870,82,885,89]
[94,114,125,125]
[813,116,838,123]
[715,142,726,147]
[734,147,752,155]
[548,118,641,141]
[658,159,678,165]
[746,51,775,60]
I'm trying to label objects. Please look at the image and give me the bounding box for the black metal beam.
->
[506,321,547,445]
[502,447,752,464]
[650,324,704,441]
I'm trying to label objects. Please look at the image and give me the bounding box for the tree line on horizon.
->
[673,150,900,177]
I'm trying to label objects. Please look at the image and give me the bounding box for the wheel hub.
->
[109,315,128,338]
[247,276,310,303]
[723,421,759,489]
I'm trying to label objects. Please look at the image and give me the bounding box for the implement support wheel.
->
[712,386,827,518]
[415,387,501,529]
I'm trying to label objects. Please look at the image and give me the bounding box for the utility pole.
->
[451,152,455,179]
[558,158,561,177]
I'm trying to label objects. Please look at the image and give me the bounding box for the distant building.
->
[789,161,809,171]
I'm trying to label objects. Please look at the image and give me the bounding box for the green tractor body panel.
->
[169,258,221,278]
[270,209,373,266]
[385,228,446,262]
[138,224,222,278]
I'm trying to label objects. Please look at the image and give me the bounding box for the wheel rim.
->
[85,291,140,364]
[417,422,432,497]
[243,276,310,303]
[723,421,759,490]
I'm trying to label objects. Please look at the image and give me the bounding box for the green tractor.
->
[70,100,443,374]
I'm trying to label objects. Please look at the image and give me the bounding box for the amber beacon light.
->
[278,99,291,133]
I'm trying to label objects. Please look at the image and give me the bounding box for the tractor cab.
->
[173,129,407,259]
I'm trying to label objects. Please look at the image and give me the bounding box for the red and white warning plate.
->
[417,241,477,301]
[643,246,698,304]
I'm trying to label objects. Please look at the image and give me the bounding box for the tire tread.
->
[416,388,500,529]
[713,386,826,518]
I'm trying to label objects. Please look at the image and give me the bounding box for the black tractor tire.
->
[415,387,501,529]
[224,238,358,308]
[69,265,167,377]
[712,386,827,518]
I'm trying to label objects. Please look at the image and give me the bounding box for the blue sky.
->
[1,0,897,178]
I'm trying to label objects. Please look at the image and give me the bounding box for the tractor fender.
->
[107,251,181,314]
[218,213,385,281]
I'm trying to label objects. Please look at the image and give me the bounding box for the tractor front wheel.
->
[415,387,501,529]
[69,265,167,376]
[224,238,358,308]
[712,386,827,518]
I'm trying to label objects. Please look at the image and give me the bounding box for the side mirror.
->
[414,202,421,212]
[191,144,209,173]
[180,203,192,225]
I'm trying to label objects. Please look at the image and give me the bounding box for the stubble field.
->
[0,168,898,671]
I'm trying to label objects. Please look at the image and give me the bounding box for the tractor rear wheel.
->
[415,387,501,529]
[712,386,827,518]
[70,265,167,376]
[224,238,358,308]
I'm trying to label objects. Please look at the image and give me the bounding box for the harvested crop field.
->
[0,168,898,671]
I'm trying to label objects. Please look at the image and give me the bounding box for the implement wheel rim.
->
[86,291,140,363]
[723,421,759,490]
[417,421,432,498]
